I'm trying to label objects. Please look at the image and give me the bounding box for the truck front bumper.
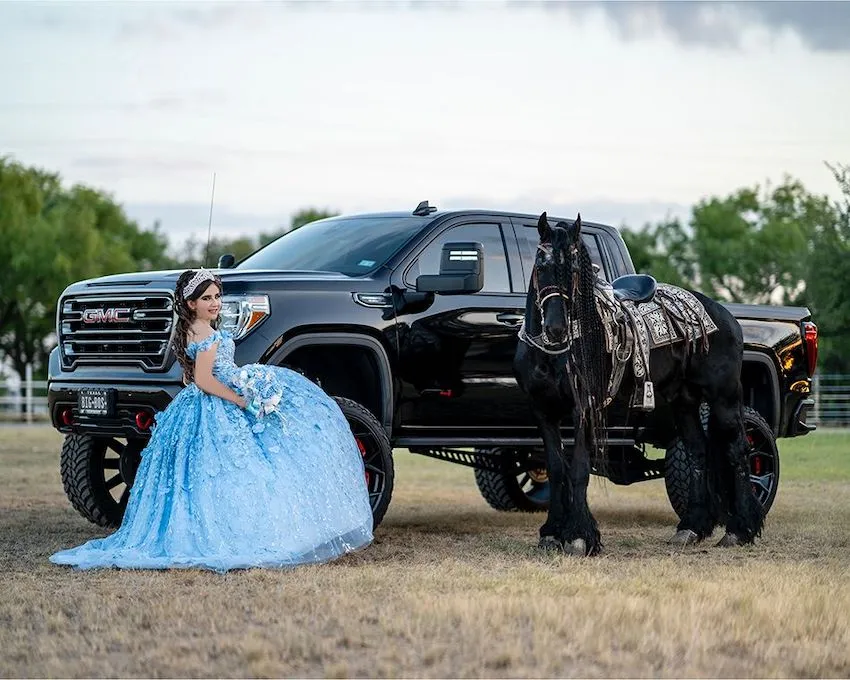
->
[47,348,184,439]
[49,381,183,438]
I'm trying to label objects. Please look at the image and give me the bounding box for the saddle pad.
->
[624,284,718,350]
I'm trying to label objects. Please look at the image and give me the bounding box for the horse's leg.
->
[560,406,602,555]
[533,409,569,551]
[709,394,765,546]
[669,402,716,545]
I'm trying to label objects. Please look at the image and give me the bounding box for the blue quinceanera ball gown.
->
[50,329,374,571]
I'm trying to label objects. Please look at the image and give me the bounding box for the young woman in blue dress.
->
[51,269,374,571]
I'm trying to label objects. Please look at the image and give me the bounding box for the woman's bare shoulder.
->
[187,321,215,345]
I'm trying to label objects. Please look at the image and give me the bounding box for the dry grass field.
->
[1,425,849,678]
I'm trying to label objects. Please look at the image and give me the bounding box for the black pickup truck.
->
[47,204,818,529]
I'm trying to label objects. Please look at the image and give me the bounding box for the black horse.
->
[513,212,764,555]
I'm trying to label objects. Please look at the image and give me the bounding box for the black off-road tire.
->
[665,405,780,519]
[474,448,550,513]
[60,434,142,529]
[333,397,395,529]
[664,445,692,520]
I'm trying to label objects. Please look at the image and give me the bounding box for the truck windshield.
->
[237,216,429,276]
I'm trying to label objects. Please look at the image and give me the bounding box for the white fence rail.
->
[2,367,850,428]
[0,364,48,423]
[811,374,850,428]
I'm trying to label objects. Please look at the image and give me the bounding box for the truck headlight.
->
[218,295,270,340]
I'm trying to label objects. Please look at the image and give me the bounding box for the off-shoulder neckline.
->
[186,328,231,351]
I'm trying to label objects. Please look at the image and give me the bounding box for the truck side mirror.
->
[415,242,484,295]
[218,253,236,269]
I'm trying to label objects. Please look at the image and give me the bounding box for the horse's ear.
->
[537,212,550,241]
[571,212,583,245]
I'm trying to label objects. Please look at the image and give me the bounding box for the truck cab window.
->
[405,223,512,293]
[516,225,607,290]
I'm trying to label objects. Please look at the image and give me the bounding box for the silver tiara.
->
[182,268,216,297]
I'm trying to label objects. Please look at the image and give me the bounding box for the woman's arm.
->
[193,342,247,409]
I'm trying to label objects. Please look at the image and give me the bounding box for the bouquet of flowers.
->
[233,367,285,434]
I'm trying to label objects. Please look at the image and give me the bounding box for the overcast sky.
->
[1,0,849,247]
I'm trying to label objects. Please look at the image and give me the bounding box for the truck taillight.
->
[802,321,818,377]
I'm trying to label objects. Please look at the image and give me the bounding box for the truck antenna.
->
[203,172,217,267]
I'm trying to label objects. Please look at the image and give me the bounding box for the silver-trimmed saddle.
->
[595,275,718,410]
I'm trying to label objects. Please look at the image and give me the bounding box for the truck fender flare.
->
[743,350,780,436]
[267,332,394,431]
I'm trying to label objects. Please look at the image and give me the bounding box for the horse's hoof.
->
[564,538,587,556]
[538,536,562,552]
[667,529,699,546]
[716,532,742,548]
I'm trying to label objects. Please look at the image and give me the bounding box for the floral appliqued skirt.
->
[50,366,374,572]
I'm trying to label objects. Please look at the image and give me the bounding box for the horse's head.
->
[531,211,583,346]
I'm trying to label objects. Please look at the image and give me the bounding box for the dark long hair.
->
[566,226,609,456]
[172,270,223,384]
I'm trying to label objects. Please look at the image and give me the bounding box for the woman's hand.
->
[236,396,247,410]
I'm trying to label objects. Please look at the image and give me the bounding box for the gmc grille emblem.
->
[82,307,132,324]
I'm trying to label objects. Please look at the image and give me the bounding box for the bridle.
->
[518,243,579,354]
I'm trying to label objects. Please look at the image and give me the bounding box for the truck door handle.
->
[497,312,524,327]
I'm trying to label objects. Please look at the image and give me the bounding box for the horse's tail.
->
[701,401,730,524]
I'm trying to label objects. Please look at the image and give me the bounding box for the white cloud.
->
[1,1,848,237]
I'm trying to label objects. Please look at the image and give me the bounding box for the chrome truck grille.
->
[58,293,175,370]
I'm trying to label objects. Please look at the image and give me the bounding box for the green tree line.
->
[0,156,335,378]
[621,163,850,373]
[1,155,848,378]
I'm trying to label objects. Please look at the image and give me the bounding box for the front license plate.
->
[78,388,115,417]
